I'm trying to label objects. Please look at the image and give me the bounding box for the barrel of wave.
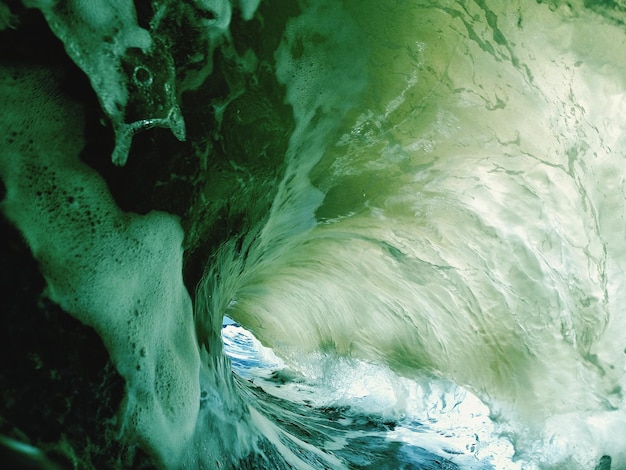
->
[221,0,626,467]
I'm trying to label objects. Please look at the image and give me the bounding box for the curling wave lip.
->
[111,104,187,166]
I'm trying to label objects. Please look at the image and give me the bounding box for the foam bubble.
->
[0,64,200,467]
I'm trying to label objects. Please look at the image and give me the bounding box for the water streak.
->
[200,0,626,467]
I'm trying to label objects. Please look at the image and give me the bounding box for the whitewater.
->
[2,0,626,469]
[197,1,626,468]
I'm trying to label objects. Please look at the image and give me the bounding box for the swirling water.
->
[4,0,626,468]
[222,317,511,469]
[197,0,626,468]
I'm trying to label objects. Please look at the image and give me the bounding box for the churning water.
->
[201,1,626,468]
[200,1,626,468]
[3,0,626,468]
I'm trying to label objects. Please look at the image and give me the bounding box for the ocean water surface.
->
[2,0,626,469]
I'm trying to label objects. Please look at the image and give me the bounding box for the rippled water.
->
[3,0,626,468]
[202,1,626,468]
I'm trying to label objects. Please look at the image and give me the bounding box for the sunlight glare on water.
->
[221,317,521,469]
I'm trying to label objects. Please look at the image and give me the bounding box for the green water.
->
[2,0,626,468]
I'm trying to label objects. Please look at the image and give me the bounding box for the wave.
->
[196,0,626,467]
[3,0,626,468]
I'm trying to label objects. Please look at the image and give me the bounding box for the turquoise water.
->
[3,0,626,468]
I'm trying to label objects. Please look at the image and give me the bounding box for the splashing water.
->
[200,0,626,468]
[3,0,626,468]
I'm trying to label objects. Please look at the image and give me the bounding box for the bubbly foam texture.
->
[23,0,150,114]
[0,65,200,467]
[4,0,626,467]
[22,0,263,166]
[256,1,367,248]
[275,1,366,130]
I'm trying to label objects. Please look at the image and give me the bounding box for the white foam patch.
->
[23,0,151,115]
[0,65,200,467]
[274,1,367,132]
[236,0,261,20]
